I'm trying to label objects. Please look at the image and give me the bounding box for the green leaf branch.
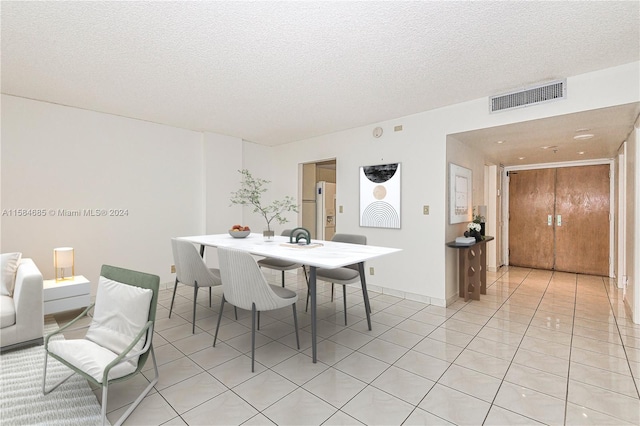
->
[229,169,299,232]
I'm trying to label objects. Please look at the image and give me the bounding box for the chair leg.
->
[331,283,334,302]
[112,346,159,426]
[168,277,178,318]
[192,282,198,334]
[43,351,74,395]
[281,270,285,288]
[234,306,238,320]
[251,303,257,373]
[343,285,348,326]
[292,303,300,349]
[213,296,226,347]
[257,311,261,330]
[101,383,109,426]
[209,287,212,307]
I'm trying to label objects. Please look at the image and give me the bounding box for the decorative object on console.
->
[473,205,487,236]
[359,163,401,229]
[229,169,298,239]
[465,222,484,242]
[53,247,74,281]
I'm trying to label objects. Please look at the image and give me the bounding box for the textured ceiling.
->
[2,1,639,150]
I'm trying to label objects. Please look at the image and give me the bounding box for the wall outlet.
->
[171,264,176,274]
[423,205,430,215]
[339,205,343,213]
[369,267,374,275]
[394,125,403,132]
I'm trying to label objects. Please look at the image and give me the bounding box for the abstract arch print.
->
[359,163,401,228]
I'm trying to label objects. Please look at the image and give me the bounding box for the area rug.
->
[0,318,106,425]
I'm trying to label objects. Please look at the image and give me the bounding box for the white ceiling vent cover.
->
[490,79,566,113]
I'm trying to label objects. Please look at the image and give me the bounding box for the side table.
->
[43,275,91,315]
[446,237,494,302]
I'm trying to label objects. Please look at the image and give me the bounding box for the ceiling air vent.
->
[490,79,566,113]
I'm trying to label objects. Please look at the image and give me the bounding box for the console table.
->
[446,236,494,302]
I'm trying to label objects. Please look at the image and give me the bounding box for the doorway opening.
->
[504,161,613,277]
[300,159,336,239]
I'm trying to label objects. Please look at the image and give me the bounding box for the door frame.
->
[503,158,615,277]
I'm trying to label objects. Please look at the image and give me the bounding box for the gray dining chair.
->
[258,229,309,288]
[171,238,223,334]
[213,246,300,372]
[315,233,369,326]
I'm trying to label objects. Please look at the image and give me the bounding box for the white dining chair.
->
[171,238,222,334]
[257,229,309,289]
[213,246,300,372]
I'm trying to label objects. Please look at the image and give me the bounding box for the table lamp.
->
[54,247,74,281]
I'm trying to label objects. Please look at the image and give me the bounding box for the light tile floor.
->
[56,267,640,425]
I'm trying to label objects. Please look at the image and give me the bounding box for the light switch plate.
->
[423,205,429,215]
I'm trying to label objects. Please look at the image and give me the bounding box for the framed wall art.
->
[360,163,401,229]
[449,163,472,224]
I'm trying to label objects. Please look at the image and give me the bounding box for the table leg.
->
[458,249,468,302]
[357,263,372,331]
[480,242,487,295]
[309,266,317,363]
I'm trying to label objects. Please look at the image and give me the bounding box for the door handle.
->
[557,215,562,226]
[547,215,553,226]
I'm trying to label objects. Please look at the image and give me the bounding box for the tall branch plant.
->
[229,169,298,232]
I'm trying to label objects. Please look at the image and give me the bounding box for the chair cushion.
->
[48,339,137,383]
[269,284,297,299]
[1,252,22,296]
[316,267,360,284]
[0,295,15,328]
[258,258,300,270]
[85,276,153,359]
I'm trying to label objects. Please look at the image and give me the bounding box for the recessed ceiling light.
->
[496,140,504,144]
[578,151,585,155]
[518,157,525,160]
[573,134,594,140]
[541,145,558,150]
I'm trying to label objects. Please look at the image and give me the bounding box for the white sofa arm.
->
[12,258,44,342]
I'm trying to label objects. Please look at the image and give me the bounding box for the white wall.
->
[243,62,640,306]
[1,95,204,291]
[626,121,639,323]
[2,62,638,305]
[445,136,488,303]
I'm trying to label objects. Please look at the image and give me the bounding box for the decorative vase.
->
[263,229,275,241]
[480,222,485,236]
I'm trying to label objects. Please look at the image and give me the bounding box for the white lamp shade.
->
[54,247,75,280]
[54,247,74,268]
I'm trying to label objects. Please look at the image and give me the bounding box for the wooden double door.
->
[509,164,610,276]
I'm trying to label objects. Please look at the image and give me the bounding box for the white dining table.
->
[177,233,401,363]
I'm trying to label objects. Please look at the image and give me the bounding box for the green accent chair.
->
[42,265,160,426]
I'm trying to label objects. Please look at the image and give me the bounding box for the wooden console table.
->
[446,236,494,302]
